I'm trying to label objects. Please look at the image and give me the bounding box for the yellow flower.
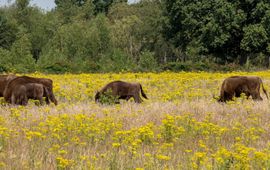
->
[112,143,121,148]
[156,154,171,161]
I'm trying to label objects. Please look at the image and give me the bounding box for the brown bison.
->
[0,74,17,97]
[95,80,148,103]
[217,76,268,102]
[4,76,58,105]
[11,83,48,105]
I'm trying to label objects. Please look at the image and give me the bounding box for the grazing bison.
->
[95,80,148,103]
[11,83,48,105]
[4,76,58,105]
[0,74,17,97]
[217,76,268,102]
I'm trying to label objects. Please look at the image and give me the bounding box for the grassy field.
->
[1,71,270,169]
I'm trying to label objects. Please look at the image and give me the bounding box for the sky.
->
[0,0,56,11]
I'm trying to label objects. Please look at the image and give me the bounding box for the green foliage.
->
[0,48,13,72]
[98,89,119,105]
[55,0,122,17]
[163,62,191,72]
[98,49,135,72]
[55,0,86,7]
[38,15,110,73]
[37,51,71,73]
[0,12,17,49]
[0,0,270,73]
[241,24,268,52]
[162,61,244,72]
[0,34,35,73]
[138,51,159,72]
[110,15,143,57]
[163,0,270,64]
[95,14,111,53]
[10,34,36,72]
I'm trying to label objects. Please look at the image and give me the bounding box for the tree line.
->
[0,0,269,73]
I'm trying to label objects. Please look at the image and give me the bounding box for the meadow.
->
[1,71,270,169]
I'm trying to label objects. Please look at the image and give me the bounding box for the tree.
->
[98,49,135,72]
[0,48,13,72]
[138,50,159,71]
[110,15,143,59]
[55,0,86,7]
[14,0,31,27]
[10,34,36,72]
[0,11,17,49]
[39,15,111,72]
[55,0,126,16]
[163,0,270,65]
[109,1,167,64]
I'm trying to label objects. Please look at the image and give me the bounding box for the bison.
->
[4,76,58,105]
[0,74,17,97]
[95,80,148,103]
[11,83,48,105]
[217,76,268,102]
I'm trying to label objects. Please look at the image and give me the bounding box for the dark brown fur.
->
[11,83,47,105]
[0,74,17,97]
[217,76,268,102]
[95,81,148,103]
[4,76,57,105]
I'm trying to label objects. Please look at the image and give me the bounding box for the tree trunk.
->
[265,55,270,68]
[239,54,248,66]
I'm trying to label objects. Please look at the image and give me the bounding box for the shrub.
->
[138,50,159,72]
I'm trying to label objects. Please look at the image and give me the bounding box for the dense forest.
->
[0,0,270,73]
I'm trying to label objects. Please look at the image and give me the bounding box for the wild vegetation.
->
[1,0,270,169]
[0,72,270,169]
[0,0,270,73]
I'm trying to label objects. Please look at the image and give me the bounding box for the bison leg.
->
[245,93,251,99]
[21,98,28,106]
[11,94,16,105]
[45,97,50,105]
[39,99,44,105]
[224,91,234,102]
[133,94,142,103]
[48,92,58,105]
[126,96,132,101]
[118,95,131,101]
[235,91,241,98]
[38,96,44,105]
[18,95,27,106]
[251,92,263,101]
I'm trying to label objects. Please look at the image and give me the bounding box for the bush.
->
[137,51,159,72]
[162,62,191,71]
[0,48,13,72]
[98,49,136,72]
[98,90,119,105]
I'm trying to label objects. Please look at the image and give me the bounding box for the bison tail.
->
[260,78,269,99]
[140,84,148,99]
